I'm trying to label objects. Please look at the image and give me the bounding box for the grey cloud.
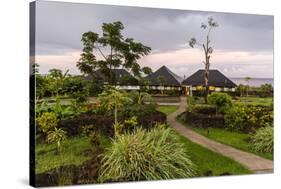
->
[36,1,273,55]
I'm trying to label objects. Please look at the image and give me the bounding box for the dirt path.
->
[167,96,273,173]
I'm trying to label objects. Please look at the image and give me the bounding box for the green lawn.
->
[176,133,251,176]
[35,136,111,174]
[36,137,92,174]
[193,96,273,107]
[156,105,179,115]
[157,105,251,176]
[233,96,273,106]
[177,117,273,160]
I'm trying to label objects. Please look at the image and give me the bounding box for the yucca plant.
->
[98,125,195,182]
[251,126,273,153]
[47,127,67,153]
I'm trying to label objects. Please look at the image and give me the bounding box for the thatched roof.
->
[145,66,183,87]
[181,69,237,88]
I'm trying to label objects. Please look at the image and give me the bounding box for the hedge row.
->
[56,111,166,137]
[184,111,224,128]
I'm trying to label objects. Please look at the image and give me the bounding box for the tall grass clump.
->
[251,126,273,153]
[98,125,195,182]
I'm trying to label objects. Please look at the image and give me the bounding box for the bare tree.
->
[189,17,218,103]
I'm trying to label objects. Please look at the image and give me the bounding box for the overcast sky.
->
[34,1,274,78]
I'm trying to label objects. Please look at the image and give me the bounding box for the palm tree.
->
[244,77,251,96]
[47,127,67,153]
[48,69,70,98]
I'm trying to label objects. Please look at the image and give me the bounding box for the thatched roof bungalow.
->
[145,66,183,91]
[181,69,237,95]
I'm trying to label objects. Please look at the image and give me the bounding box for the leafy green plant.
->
[258,83,273,97]
[98,88,132,124]
[36,100,51,117]
[69,99,84,115]
[120,104,156,118]
[259,112,273,127]
[47,127,67,153]
[208,92,232,114]
[129,91,152,105]
[123,116,138,128]
[224,105,247,132]
[186,96,196,112]
[37,112,58,133]
[81,124,95,136]
[98,124,195,182]
[224,104,273,133]
[251,126,273,153]
[53,98,74,119]
[113,116,138,137]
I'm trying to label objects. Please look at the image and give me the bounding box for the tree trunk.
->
[204,69,209,104]
[203,35,210,104]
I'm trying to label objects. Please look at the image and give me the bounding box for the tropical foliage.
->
[77,21,151,83]
[208,92,232,114]
[224,105,273,133]
[129,91,152,105]
[37,112,58,133]
[251,126,273,153]
[98,125,195,182]
[97,88,132,124]
[47,127,67,153]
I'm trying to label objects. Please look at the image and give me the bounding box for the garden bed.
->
[184,111,225,128]
[36,110,167,140]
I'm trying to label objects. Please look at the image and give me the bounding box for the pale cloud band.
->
[35,1,273,78]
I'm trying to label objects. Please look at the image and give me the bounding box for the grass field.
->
[157,105,251,176]
[36,137,92,174]
[233,96,273,106]
[35,136,111,174]
[193,96,273,107]
[176,133,251,176]
[156,105,179,115]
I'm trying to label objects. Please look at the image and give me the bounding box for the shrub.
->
[37,112,58,133]
[208,92,232,114]
[224,105,247,132]
[224,105,273,133]
[58,113,115,137]
[114,116,138,136]
[257,83,273,97]
[98,125,195,182]
[98,88,132,124]
[259,111,274,127]
[58,111,166,137]
[251,126,273,153]
[185,111,225,128]
[51,98,77,119]
[128,91,153,105]
[120,104,157,118]
[194,104,217,115]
